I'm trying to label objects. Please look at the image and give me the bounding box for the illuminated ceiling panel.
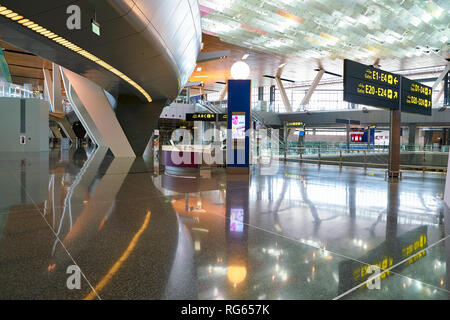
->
[199,0,450,61]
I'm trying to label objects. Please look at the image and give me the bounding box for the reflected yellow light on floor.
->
[84,211,151,300]
[227,265,247,286]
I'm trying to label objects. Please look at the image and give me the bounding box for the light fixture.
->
[242,53,249,60]
[230,61,250,79]
[197,67,202,71]
[0,4,152,102]
[200,1,447,61]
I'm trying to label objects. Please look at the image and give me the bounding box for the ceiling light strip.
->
[0,4,152,102]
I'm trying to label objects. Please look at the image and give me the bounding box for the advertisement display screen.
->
[230,208,244,232]
[232,113,246,139]
[344,59,400,110]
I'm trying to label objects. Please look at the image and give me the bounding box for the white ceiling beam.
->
[432,63,450,90]
[300,69,325,109]
[274,64,292,112]
[219,83,228,101]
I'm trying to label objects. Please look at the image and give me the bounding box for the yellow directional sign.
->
[401,78,432,116]
[344,59,400,110]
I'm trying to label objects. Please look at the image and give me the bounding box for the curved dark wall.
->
[116,95,167,156]
[0,0,201,101]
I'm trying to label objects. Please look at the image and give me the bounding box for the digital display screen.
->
[232,114,246,139]
[401,78,432,116]
[230,208,244,232]
[344,59,400,110]
[186,113,228,121]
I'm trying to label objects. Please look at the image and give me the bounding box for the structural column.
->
[408,124,416,150]
[269,85,275,112]
[346,123,350,152]
[388,109,401,178]
[52,63,63,112]
[61,67,135,158]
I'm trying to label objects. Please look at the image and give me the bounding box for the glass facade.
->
[205,81,443,113]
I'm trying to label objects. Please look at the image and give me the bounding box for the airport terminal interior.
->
[0,0,450,300]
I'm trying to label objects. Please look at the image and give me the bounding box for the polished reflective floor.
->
[0,147,449,300]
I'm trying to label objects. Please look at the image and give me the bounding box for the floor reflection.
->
[0,148,448,299]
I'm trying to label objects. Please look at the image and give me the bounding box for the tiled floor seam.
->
[12,172,102,301]
[332,235,450,300]
[205,210,450,300]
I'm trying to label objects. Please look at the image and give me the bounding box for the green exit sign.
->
[91,19,100,36]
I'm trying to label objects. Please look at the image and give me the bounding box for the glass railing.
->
[254,141,449,171]
[0,81,43,99]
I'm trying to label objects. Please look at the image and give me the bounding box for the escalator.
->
[195,100,286,150]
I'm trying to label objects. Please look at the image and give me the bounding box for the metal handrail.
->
[258,145,448,171]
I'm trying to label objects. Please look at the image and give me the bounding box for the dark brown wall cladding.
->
[116,95,167,157]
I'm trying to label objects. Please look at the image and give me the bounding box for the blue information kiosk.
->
[226,79,251,174]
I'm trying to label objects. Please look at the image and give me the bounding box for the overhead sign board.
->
[186,113,227,122]
[344,59,432,116]
[344,59,400,110]
[285,121,305,128]
[401,78,432,116]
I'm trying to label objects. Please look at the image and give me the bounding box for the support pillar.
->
[388,109,401,178]
[219,83,228,101]
[52,63,63,113]
[346,123,350,152]
[300,69,325,109]
[61,67,135,158]
[116,95,167,157]
[269,85,275,112]
[444,72,450,106]
[432,63,450,106]
[257,86,264,101]
[408,124,416,151]
[275,76,292,112]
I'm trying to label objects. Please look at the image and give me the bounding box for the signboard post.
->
[343,59,432,179]
[388,109,401,178]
